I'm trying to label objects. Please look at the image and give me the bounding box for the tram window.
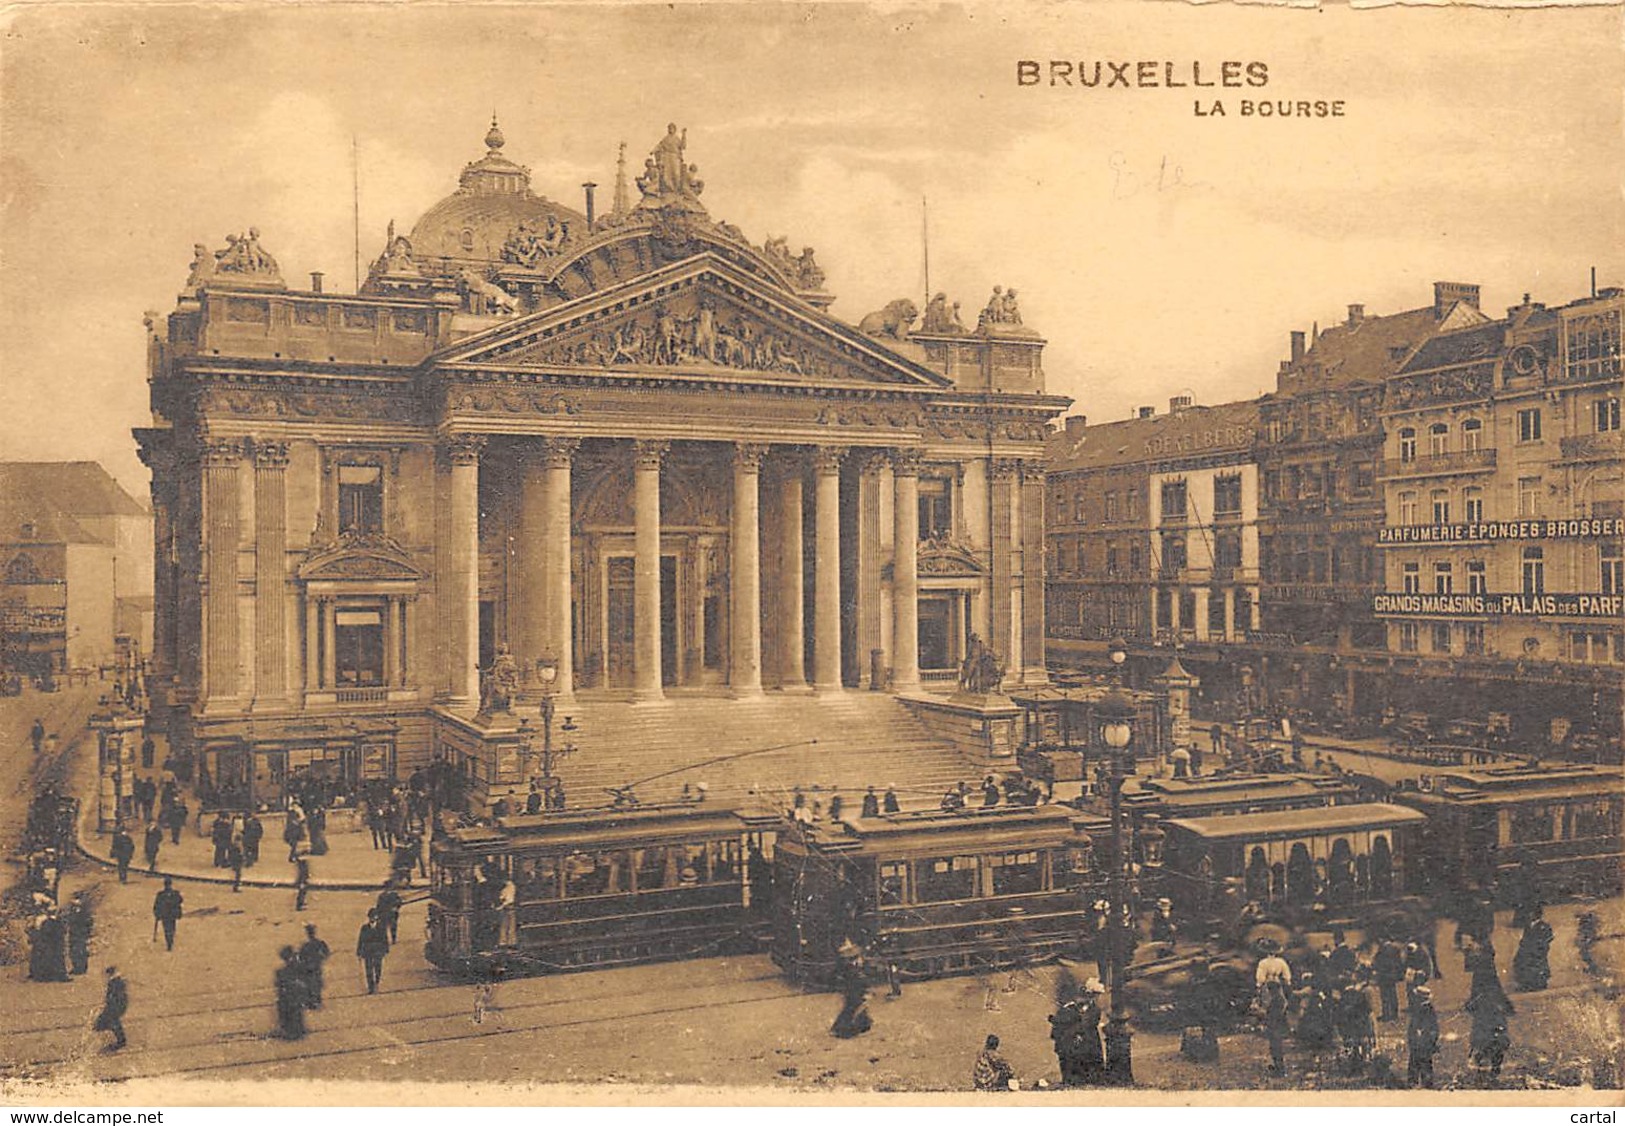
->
[913,855,978,902]
[635,846,682,890]
[564,851,630,898]
[988,851,1043,896]
[1509,805,1555,844]
[708,840,740,881]
[515,857,561,902]
[1572,801,1621,839]
[879,861,908,906]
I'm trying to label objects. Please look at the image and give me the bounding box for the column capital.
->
[733,442,770,472]
[200,436,247,467]
[633,439,671,471]
[541,436,582,469]
[1019,459,1047,483]
[890,448,924,477]
[443,434,487,466]
[813,445,848,475]
[252,439,290,469]
[990,457,1022,481]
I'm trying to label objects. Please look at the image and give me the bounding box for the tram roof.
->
[774,803,1095,857]
[1399,764,1622,806]
[1122,772,1358,810]
[440,802,748,850]
[1163,802,1426,842]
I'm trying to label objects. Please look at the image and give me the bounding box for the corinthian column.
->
[253,440,290,707]
[543,437,580,699]
[633,440,669,702]
[731,443,767,697]
[891,450,922,692]
[990,458,1018,687]
[777,457,806,689]
[445,435,484,707]
[1020,461,1048,683]
[812,446,846,691]
[202,437,244,706]
[516,448,549,676]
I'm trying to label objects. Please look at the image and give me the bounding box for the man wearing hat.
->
[1075,979,1108,1084]
[882,785,900,814]
[93,966,128,1051]
[1150,897,1176,954]
[1406,985,1440,1088]
[973,1033,1017,1091]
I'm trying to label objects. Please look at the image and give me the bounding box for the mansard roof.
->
[1047,398,1261,476]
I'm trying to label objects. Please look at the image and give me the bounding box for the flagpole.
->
[352,136,361,293]
[921,195,930,310]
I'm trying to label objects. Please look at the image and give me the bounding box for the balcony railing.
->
[1377,448,1497,479]
[335,687,390,704]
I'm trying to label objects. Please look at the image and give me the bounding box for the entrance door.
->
[606,558,635,688]
[661,555,678,686]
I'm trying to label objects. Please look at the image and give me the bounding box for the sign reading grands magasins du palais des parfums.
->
[1372,592,1624,619]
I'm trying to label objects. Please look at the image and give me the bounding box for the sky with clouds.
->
[2,1,1621,497]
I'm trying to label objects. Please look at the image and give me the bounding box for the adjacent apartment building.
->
[1374,287,1623,738]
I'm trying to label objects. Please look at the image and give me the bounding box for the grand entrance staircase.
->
[550,691,976,811]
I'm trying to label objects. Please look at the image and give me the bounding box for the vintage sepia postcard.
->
[1,0,1622,1108]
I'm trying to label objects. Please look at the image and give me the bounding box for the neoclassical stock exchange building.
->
[138,121,1067,812]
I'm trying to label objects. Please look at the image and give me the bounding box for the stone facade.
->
[137,122,1067,811]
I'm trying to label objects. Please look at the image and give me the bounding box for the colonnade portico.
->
[444,434,930,705]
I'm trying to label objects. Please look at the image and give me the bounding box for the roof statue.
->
[858,299,918,341]
[373,220,421,277]
[978,285,1021,328]
[186,228,283,291]
[501,214,571,268]
[920,291,966,335]
[636,123,706,213]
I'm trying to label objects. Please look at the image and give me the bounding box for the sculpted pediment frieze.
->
[918,535,985,577]
[434,257,950,390]
[298,532,424,583]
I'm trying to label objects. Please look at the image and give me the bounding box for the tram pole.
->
[1099,637,1135,1086]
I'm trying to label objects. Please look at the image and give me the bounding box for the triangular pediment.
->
[298,533,424,583]
[432,254,951,389]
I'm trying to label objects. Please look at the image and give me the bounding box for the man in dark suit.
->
[356,909,390,994]
[152,877,183,951]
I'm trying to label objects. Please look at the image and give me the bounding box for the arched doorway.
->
[1371,835,1394,899]
[1245,846,1270,902]
[1287,842,1315,905]
[1328,838,1354,906]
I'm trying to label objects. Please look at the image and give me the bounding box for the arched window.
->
[1328,838,1355,906]
[1287,842,1315,905]
[1371,835,1394,898]
[1428,423,1449,457]
[1245,846,1270,902]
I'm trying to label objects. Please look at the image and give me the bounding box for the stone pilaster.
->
[633,439,669,702]
[252,439,290,707]
[202,437,244,706]
[444,435,485,707]
[730,443,767,697]
[891,450,922,692]
[812,446,846,691]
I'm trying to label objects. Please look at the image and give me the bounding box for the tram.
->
[425,802,777,977]
[769,803,1106,986]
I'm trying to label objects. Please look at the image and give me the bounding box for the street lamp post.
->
[1098,635,1136,1085]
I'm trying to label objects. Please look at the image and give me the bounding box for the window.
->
[334,605,386,686]
[1599,398,1622,433]
[1428,423,1449,457]
[1214,474,1243,516]
[1402,562,1421,594]
[1399,491,1418,525]
[1464,487,1484,523]
[1161,533,1187,574]
[1208,588,1227,635]
[1160,481,1188,521]
[1214,531,1242,570]
[1431,489,1451,524]
[338,464,384,533]
[1398,428,1417,463]
[1431,622,1452,654]
[1125,490,1141,522]
[1517,408,1543,443]
[1434,561,1453,594]
[1522,546,1545,594]
[1509,806,1555,845]
[1105,543,1119,577]
[913,855,979,903]
[918,477,952,539]
[1399,622,1419,652]
[1467,560,1487,595]
[1518,477,1542,518]
[987,851,1043,896]
[1129,544,1142,575]
[1568,631,1620,663]
[1104,491,1120,523]
[1461,419,1484,452]
[1073,492,1086,523]
[1566,308,1623,382]
[1604,543,1623,595]
[1353,462,1376,495]
[1463,622,1485,655]
[879,861,908,906]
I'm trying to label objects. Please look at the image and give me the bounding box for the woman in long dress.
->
[274,945,308,1039]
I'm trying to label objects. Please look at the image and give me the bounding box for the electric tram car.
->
[769,804,1107,986]
[425,801,778,976]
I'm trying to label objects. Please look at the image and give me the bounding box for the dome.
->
[407,117,587,267]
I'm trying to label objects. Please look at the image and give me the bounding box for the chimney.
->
[1434,281,1481,318]
[1064,415,1088,435]
[582,182,598,228]
[309,271,324,294]
[1599,286,1624,299]
[1137,406,1156,419]
[1290,330,1306,363]
[1347,303,1365,326]
[1170,394,1194,414]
